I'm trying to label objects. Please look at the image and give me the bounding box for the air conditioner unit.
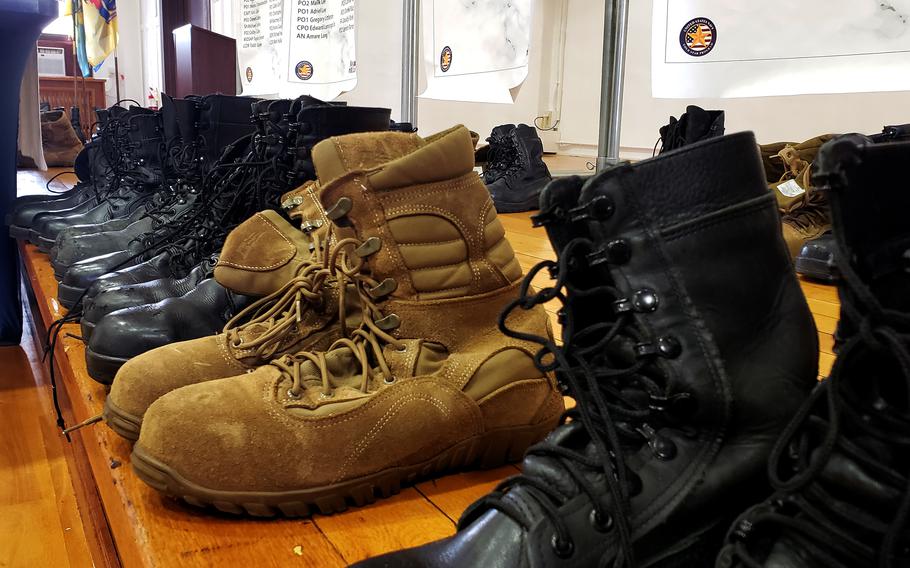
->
[37,46,67,76]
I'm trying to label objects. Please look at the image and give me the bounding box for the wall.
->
[91,0,146,108]
[558,0,910,157]
[335,0,559,141]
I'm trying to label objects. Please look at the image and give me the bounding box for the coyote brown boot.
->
[130,125,565,516]
[769,137,836,258]
[103,205,344,441]
[41,109,84,166]
[718,135,910,568]
[354,132,818,567]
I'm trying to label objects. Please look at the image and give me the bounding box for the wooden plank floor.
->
[6,166,839,567]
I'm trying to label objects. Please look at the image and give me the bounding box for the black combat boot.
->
[717,134,910,568]
[6,107,122,237]
[81,99,393,382]
[55,96,260,308]
[64,97,291,311]
[84,276,251,382]
[354,132,818,568]
[657,105,725,154]
[31,107,164,251]
[49,94,240,279]
[485,124,552,213]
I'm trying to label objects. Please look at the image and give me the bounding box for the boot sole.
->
[57,281,85,309]
[102,397,143,441]
[493,194,542,214]
[795,255,840,282]
[131,419,557,517]
[84,347,128,385]
[8,225,30,240]
[80,318,96,343]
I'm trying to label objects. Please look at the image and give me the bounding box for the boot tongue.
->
[215,209,317,296]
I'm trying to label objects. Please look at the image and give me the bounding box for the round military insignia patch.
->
[295,60,314,81]
[679,17,716,57]
[245,67,253,83]
[440,46,452,72]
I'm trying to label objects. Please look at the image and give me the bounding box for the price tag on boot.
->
[777,179,806,198]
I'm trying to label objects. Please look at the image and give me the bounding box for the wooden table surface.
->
[10,166,838,567]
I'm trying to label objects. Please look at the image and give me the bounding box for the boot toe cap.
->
[135,371,287,491]
[108,334,243,421]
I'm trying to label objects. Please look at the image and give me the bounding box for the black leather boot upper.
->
[658,105,725,154]
[32,108,164,246]
[355,132,818,568]
[718,135,910,568]
[51,95,213,273]
[6,107,119,231]
[84,277,250,383]
[486,124,552,213]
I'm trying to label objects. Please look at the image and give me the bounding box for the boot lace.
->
[725,235,910,568]
[464,208,687,567]
[484,132,519,182]
[782,189,829,234]
[270,229,405,400]
[222,231,338,362]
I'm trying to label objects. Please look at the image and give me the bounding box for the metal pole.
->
[400,0,419,126]
[596,0,629,171]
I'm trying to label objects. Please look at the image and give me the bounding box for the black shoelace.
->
[466,226,684,567]
[485,132,519,181]
[727,237,910,568]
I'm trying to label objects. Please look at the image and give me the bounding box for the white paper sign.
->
[420,0,531,104]
[280,0,357,100]
[652,0,910,98]
[237,0,286,96]
[235,0,357,100]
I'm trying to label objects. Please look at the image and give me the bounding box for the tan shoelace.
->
[270,238,405,399]
[222,230,362,362]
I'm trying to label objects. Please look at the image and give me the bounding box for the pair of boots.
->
[78,97,392,383]
[102,125,566,519]
[481,123,552,212]
[357,133,909,566]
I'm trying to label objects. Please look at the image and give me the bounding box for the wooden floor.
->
[2,166,839,567]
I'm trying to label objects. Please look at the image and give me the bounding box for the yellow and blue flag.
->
[66,0,118,76]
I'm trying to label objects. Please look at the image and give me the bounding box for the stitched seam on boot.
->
[659,194,773,241]
[218,214,295,270]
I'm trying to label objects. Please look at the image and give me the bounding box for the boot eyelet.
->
[589,509,613,533]
[369,278,397,298]
[355,237,382,258]
[319,391,334,399]
[395,343,408,353]
[657,336,681,358]
[550,535,574,558]
[569,195,614,222]
[383,376,396,384]
[606,239,631,264]
[632,288,659,312]
[325,197,353,221]
[375,313,401,331]
[286,389,302,400]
